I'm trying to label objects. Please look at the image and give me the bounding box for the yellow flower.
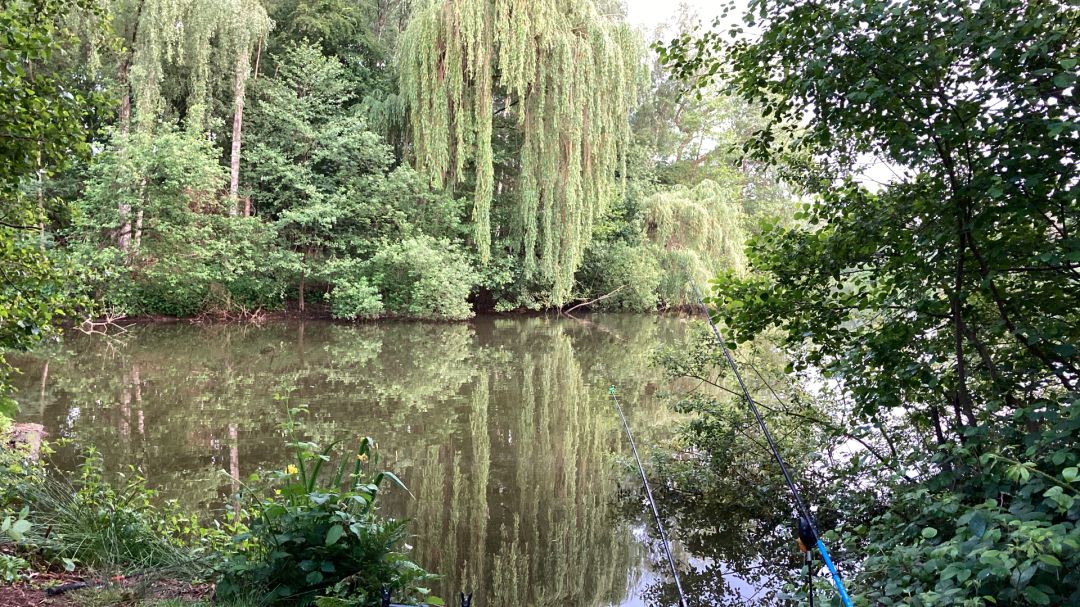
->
[286,464,298,475]
[357,454,368,462]
[274,489,282,495]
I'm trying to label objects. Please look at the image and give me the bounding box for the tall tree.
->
[642,179,747,307]
[397,0,643,304]
[225,0,272,209]
[107,0,270,239]
[0,0,99,416]
[244,43,465,311]
[663,0,1080,604]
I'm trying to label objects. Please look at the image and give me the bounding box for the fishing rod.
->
[609,385,690,607]
[687,278,855,607]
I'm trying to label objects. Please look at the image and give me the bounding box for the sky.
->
[623,0,903,189]
[625,0,717,28]
[624,0,738,33]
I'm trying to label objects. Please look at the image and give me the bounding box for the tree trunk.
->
[229,423,240,498]
[133,208,143,252]
[298,267,305,312]
[38,361,49,416]
[133,364,144,436]
[229,50,251,212]
[117,57,133,252]
[36,146,46,251]
[119,57,132,134]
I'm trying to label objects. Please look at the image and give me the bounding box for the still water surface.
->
[11,315,703,606]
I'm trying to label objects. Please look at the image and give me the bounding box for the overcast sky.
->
[625,0,713,27]
[624,0,736,33]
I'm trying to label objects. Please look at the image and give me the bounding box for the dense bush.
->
[327,278,384,320]
[575,242,661,312]
[2,419,435,605]
[640,180,747,308]
[216,409,435,606]
[68,131,295,317]
[661,0,1080,604]
[366,237,476,320]
[1,446,221,573]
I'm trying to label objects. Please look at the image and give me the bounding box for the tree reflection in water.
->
[11,316,713,606]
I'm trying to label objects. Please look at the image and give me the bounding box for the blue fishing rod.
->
[688,278,855,607]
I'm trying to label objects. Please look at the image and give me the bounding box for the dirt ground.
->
[0,570,211,607]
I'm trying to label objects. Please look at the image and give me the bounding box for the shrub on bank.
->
[575,241,661,312]
[216,439,432,605]
[1,445,219,574]
[66,131,294,319]
[0,413,435,606]
[366,237,476,321]
[216,406,436,605]
[327,278,385,320]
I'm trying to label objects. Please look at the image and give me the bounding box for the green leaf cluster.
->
[659,0,1080,604]
[216,408,434,605]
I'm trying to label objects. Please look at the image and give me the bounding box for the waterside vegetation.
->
[2,0,1078,605]
[1,408,437,607]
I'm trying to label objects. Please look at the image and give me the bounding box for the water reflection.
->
[11,316,690,606]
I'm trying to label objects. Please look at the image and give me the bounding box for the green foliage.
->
[642,180,747,308]
[5,448,198,572]
[0,0,101,417]
[70,129,293,316]
[642,327,827,606]
[1,507,33,544]
[853,451,1080,606]
[68,586,140,607]
[1,438,234,576]
[633,6,790,216]
[0,0,91,191]
[575,242,660,312]
[117,0,270,133]
[265,0,409,100]
[216,407,434,605]
[0,553,30,583]
[366,237,476,321]
[1,425,435,601]
[575,178,751,312]
[245,42,468,313]
[661,0,1080,604]
[398,0,644,304]
[327,278,384,321]
[245,43,395,226]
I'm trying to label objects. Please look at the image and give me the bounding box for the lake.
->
[10,314,712,606]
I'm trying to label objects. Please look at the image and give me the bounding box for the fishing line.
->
[687,278,855,607]
[608,385,689,607]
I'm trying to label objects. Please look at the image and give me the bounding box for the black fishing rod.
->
[687,278,854,607]
[609,385,690,607]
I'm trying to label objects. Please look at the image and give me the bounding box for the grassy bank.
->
[1,408,439,607]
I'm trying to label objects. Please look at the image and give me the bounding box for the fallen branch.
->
[79,310,129,336]
[561,284,626,316]
[561,312,627,342]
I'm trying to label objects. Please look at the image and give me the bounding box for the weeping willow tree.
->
[398,0,642,304]
[120,0,270,135]
[111,0,270,246]
[643,179,748,308]
[224,0,272,209]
